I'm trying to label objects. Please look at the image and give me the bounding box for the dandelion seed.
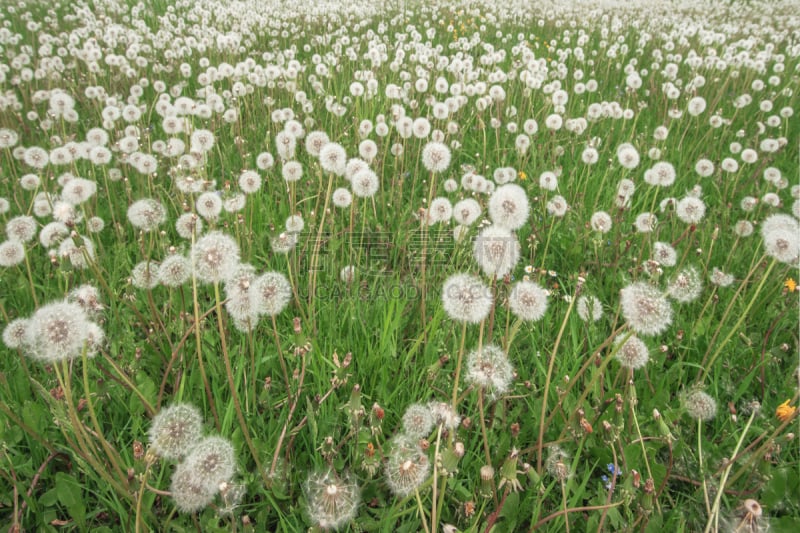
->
[3,318,30,350]
[191,231,240,283]
[723,499,769,533]
[402,403,435,439]
[61,178,97,205]
[6,216,37,243]
[421,141,451,173]
[634,212,657,233]
[760,214,800,266]
[488,184,530,230]
[734,220,754,237]
[545,447,571,481]
[175,213,202,240]
[441,273,493,324]
[319,142,347,176]
[546,195,568,218]
[427,401,461,430]
[466,344,515,397]
[676,196,706,224]
[577,295,603,322]
[58,235,95,270]
[332,188,353,209]
[128,199,167,232]
[170,463,217,513]
[508,280,548,321]
[617,143,640,169]
[385,436,430,498]
[614,334,649,370]
[238,170,262,194]
[473,225,520,279]
[180,435,236,492]
[196,192,223,221]
[683,389,717,421]
[131,261,161,290]
[25,300,95,362]
[304,470,360,530]
[251,271,292,317]
[590,211,612,233]
[351,169,379,198]
[453,199,481,226]
[667,266,703,303]
[0,240,25,267]
[427,197,453,225]
[653,242,677,267]
[620,281,673,336]
[148,403,204,460]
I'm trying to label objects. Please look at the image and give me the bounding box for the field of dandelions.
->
[0,0,799,531]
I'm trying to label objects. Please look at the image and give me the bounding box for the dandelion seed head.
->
[421,141,451,173]
[473,225,520,279]
[653,241,677,267]
[488,184,530,230]
[761,213,800,266]
[3,318,30,350]
[508,280,548,322]
[441,273,493,324]
[577,295,603,322]
[25,300,94,362]
[684,389,717,421]
[251,271,291,317]
[180,436,236,492]
[466,344,515,397]
[0,240,25,267]
[304,470,359,530]
[676,196,706,224]
[667,266,703,303]
[148,403,204,460]
[590,211,612,233]
[170,463,217,513]
[402,403,435,439]
[453,199,481,226]
[128,199,167,232]
[614,334,650,370]
[620,281,673,336]
[191,231,240,283]
[385,436,430,497]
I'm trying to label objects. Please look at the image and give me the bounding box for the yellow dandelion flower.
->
[518,171,527,180]
[785,278,797,292]
[776,400,797,422]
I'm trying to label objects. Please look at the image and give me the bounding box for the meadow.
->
[0,0,799,531]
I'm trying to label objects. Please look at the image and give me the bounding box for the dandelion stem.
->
[135,457,154,533]
[414,487,431,533]
[703,409,757,533]
[271,315,291,398]
[214,282,266,483]
[628,374,660,512]
[430,423,443,533]
[307,171,335,333]
[22,247,38,307]
[451,320,468,412]
[698,418,711,516]
[699,256,775,382]
[81,349,127,486]
[726,390,799,486]
[190,259,219,429]
[477,389,492,466]
[536,287,578,473]
[561,477,570,533]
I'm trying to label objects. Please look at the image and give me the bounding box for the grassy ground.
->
[0,0,798,531]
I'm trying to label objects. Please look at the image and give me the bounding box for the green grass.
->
[0,0,798,531]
